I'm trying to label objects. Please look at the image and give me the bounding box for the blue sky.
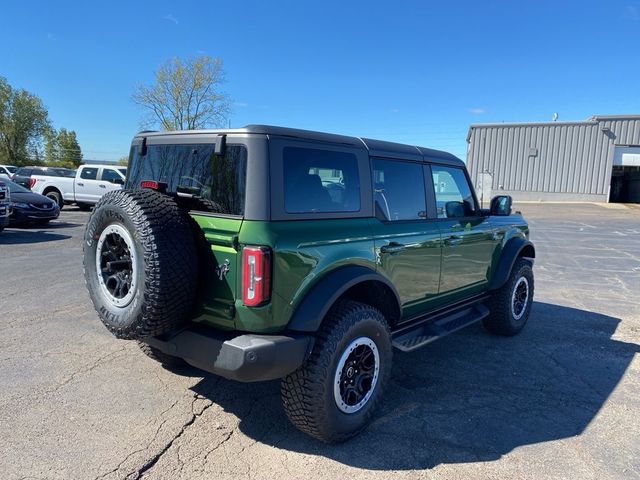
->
[1,0,640,161]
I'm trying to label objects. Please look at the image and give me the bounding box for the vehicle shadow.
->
[9,222,82,230]
[189,301,639,469]
[0,229,71,244]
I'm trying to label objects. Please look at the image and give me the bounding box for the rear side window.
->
[16,168,31,176]
[101,169,122,182]
[283,147,360,213]
[126,144,247,216]
[80,167,98,180]
[431,165,477,218]
[372,159,426,221]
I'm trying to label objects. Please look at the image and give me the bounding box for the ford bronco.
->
[83,125,535,443]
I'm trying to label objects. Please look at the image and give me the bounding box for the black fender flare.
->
[287,266,401,333]
[490,238,536,290]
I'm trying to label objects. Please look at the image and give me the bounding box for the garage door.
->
[613,146,640,166]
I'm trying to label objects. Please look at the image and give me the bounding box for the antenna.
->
[552,112,559,122]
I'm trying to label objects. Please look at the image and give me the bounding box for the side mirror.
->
[490,195,512,216]
[111,178,124,185]
[445,201,466,218]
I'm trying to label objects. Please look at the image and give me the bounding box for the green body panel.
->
[189,214,243,331]
[235,218,377,332]
[435,216,497,304]
[188,212,529,334]
[371,219,442,319]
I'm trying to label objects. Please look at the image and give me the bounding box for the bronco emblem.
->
[216,259,230,281]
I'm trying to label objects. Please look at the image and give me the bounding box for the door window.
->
[101,168,122,182]
[283,147,360,213]
[431,166,477,218]
[80,167,99,180]
[371,159,426,221]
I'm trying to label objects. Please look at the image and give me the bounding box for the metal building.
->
[466,115,640,203]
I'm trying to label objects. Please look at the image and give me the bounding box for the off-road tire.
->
[138,341,189,369]
[281,300,392,443]
[483,258,534,336]
[45,190,63,209]
[83,189,198,340]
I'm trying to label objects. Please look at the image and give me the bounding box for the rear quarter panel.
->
[235,218,377,333]
[31,176,76,201]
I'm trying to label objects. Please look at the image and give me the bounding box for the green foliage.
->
[45,127,83,167]
[132,55,230,131]
[117,155,129,166]
[0,77,50,165]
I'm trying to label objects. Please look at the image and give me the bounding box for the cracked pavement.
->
[0,203,639,479]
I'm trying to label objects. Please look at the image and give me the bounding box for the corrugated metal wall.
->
[466,116,640,201]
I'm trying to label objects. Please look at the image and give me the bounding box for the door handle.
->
[445,235,464,246]
[77,182,84,187]
[380,242,406,254]
[99,184,106,188]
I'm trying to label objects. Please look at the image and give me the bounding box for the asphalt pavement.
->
[0,203,638,480]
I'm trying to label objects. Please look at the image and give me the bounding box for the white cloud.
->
[469,108,486,114]
[163,14,179,24]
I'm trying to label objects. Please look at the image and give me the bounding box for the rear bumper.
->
[144,327,314,382]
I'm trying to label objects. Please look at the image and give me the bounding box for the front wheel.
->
[281,300,392,443]
[483,258,534,336]
[45,190,63,209]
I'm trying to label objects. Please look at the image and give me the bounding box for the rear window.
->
[283,147,360,214]
[80,167,98,180]
[126,144,247,216]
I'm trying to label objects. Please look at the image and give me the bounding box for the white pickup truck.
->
[31,164,126,210]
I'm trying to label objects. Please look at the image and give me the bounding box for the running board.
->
[391,303,490,352]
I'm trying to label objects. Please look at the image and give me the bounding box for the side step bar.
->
[392,303,490,352]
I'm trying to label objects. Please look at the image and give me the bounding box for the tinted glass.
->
[5,180,29,194]
[80,167,98,180]
[126,144,247,216]
[101,169,122,182]
[431,166,477,218]
[283,147,360,214]
[372,159,426,221]
[6,166,17,174]
[15,168,31,176]
[118,168,127,176]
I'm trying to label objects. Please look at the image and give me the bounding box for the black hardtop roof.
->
[135,124,463,165]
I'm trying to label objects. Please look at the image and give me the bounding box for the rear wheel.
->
[45,190,63,209]
[83,189,198,340]
[281,300,392,443]
[484,258,534,336]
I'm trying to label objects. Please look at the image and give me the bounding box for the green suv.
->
[83,125,535,443]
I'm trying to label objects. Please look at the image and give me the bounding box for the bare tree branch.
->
[132,56,230,131]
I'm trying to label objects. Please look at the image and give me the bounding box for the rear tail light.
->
[242,246,271,307]
[28,178,37,189]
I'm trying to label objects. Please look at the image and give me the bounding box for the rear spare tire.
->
[83,189,198,339]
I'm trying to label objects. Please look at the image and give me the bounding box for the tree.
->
[132,55,230,131]
[44,127,83,167]
[0,77,50,165]
[117,155,129,166]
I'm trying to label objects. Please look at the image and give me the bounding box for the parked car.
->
[0,165,17,179]
[0,181,10,233]
[29,164,125,210]
[4,179,60,225]
[83,125,535,443]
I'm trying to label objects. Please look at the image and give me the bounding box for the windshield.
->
[4,180,29,194]
[6,166,17,174]
[126,144,247,216]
